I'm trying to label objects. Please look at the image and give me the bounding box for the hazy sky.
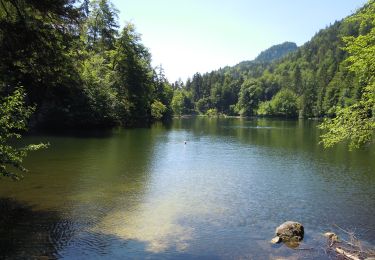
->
[111,0,367,82]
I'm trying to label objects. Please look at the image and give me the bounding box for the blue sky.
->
[111,0,367,82]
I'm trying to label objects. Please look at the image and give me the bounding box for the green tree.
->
[151,100,167,120]
[113,23,154,125]
[85,0,119,51]
[270,89,299,117]
[153,65,173,118]
[196,98,211,114]
[257,100,273,116]
[191,73,203,102]
[0,0,85,127]
[171,91,185,116]
[320,0,375,149]
[80,53,118,125]
[236,79,262,116]
[171,91,193,116]
[0,89,48,180]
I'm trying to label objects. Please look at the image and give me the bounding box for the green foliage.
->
[153,65,173,117]
[171,91,184,116]
[151,100,167,120]
[206,108,218,117]
[236,79,262,116]
[113,23,154,124]
[320,0,375,149]
[319,102,374,150]
[0,89,48,180]
[80,53,118,125]
[0,0,81,109]
[85,0,119,51]
[254,42,297,63]
[0,0,170,128]
[196,98,211,114]
[257,101,273,116]
[171,90,193,116]
[271,89,299,117]
[257,89,298,117]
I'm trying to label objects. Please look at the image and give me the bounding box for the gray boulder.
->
[272,221,304,243]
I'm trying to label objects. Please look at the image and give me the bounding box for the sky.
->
[111,0,367,82]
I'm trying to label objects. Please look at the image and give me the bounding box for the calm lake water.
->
[0,118,374,259]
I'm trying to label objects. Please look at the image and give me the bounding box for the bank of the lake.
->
[0,118,374,259]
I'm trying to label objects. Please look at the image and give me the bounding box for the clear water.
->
[0,118,374,259]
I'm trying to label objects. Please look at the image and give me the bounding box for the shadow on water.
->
[27,128,115,139]
[0,198,213,259]
[0,198,63,259]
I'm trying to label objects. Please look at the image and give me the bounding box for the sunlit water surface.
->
[0,118,374,259]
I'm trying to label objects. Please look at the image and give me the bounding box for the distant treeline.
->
[171,2,373,119]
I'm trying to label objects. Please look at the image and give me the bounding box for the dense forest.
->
[0,0,173,129]
[172,2,374,121]
[0,0,374,139]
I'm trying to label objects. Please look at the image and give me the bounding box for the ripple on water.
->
[0,118,374,259]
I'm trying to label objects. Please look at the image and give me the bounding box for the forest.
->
[0,0,374,141]
[0,0,173,129]
[173,8,371,120]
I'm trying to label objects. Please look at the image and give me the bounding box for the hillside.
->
[174,2,373,118]
[254,41,298,63]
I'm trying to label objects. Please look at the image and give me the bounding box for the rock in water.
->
[275,221,304,242]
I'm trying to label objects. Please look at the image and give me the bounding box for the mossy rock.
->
[275,221,304,242]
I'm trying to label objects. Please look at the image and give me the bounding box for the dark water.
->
[0,118,374,259]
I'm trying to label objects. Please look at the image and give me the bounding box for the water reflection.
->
[0,118,374,259]
[94,197,195,253]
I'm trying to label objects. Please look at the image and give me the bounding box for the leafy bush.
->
[0,89,48,180]
[257,89,298,117]
[206,108,218,117]
[151,100,167,120]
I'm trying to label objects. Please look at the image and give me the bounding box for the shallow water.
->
[0,118,374,259]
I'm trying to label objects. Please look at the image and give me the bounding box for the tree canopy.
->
[319,0,375,149]
[0,0,173,129]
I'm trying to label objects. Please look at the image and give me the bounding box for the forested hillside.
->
[254,42,297,63]
[0,0,172,129]
[170,42,298,116]
[173,2,374,119]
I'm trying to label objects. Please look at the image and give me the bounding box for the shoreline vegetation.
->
[174,114,324,120]
[0,0,373,180]
[0,1,372,124]
[0,0,375,149]
[0,0,373,146]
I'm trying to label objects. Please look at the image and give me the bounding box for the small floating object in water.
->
[323,232,340,246]
[270,236,281,244]
[184,141,187,144]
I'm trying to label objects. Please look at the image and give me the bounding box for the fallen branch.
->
[324,226,375,260]
[335,247,360,260]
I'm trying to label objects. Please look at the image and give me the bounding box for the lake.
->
[0,117,374,259]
